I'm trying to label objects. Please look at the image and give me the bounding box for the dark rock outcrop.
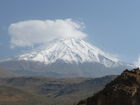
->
[77,68,140,105]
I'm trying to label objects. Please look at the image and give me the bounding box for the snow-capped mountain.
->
[18,38,120,68]
[0,38,131,77]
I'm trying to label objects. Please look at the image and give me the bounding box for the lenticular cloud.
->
[8,19,87,48]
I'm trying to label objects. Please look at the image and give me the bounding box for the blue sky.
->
[0,0,140,63]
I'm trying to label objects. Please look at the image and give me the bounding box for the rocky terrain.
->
[77,68,140,105]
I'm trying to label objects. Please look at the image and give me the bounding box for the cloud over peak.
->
[9,19,87,48]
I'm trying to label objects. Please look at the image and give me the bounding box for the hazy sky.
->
[0,0,140,63]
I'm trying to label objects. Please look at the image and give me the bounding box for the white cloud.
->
[134,56,140,68]
[8,19,87,48]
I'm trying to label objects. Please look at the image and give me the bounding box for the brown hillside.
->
[77,68,140,105]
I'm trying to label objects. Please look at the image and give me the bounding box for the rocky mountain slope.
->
[77,68,140,105]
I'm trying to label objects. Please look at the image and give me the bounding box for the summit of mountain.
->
[0,38,132,77]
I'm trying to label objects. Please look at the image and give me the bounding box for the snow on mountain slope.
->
[0,38,132,77]
[17,38,121,68]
